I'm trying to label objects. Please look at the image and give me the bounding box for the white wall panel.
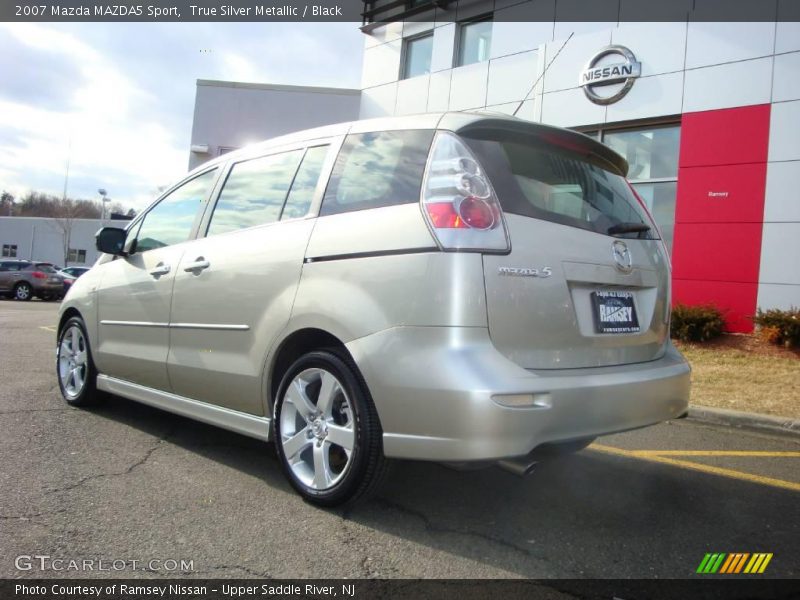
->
[775,21,800,54]
[430,23,456,73]
[611,22,687,76]
[540,88,605,127]
[759,223,800,285]
[773,52,800,103]
[768,100,800,162]
[359,83,398,119]
[764,161,800,223]
[553,21,616,42]
[427,70,451,112]
[395,75,430,115]
[361,40,402,89]
[542,30,612,93]
[402,21,435,38]
[685,22,775,69]
[364,22,403,49]
[490,20,553,59]
[449,62,489,111]
[486,51,539,105]
[683,57,772,113]
[606,72,683,122]
[756,283,800,311]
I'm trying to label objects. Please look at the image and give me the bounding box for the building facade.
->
[358,6,800,331]
[0,217,121,267]
[188,80,362,170]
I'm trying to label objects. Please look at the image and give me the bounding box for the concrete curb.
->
[688,405,800,438]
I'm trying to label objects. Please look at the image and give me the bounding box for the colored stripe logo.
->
[696,553,773,574]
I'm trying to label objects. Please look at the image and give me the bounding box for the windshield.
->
[461,130,657,239]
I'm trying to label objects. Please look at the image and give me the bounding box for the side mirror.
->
[95,227,127,256]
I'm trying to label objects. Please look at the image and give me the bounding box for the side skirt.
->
[96,375,271,442]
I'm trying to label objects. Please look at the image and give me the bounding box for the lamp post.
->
[98,188,109,220]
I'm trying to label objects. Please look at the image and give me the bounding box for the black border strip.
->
[305,247,440,264]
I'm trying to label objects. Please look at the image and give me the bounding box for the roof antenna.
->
[512,32,574,117]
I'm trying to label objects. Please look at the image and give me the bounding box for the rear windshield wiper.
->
[608,222,651,236]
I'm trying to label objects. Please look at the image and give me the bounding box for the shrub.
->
[670,303,725,342]
[752,307,800,348]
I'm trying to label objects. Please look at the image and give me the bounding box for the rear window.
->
[31,263,57,273]
[462,130,656,239]
[320,130,434,216]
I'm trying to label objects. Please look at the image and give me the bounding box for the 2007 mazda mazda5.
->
[56,112,690,506]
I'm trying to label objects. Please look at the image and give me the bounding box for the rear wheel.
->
[273,350,386,507]
[57,317,103,407]
[14,282,32,301]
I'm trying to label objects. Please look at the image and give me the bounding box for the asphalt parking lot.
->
[1,301,798,579]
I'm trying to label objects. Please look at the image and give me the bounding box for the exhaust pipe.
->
[497,455,538,477]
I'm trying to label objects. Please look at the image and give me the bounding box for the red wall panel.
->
[672,279,758,333]
[674,163,767,224]
[672,105,770,333]
[679,104,771,168]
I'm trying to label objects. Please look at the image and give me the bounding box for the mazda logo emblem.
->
[612,240,633,272]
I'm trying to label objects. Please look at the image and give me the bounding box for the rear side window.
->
[280,145,330,220]
[320,130,434,216]
[462,130,656,239]
[136,169,218,252]
[208,150,303,236]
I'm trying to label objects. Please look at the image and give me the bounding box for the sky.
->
[0,22,365,211]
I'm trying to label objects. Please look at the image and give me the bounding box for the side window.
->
[136,169,217,253]
[207,150,303,236]
[320,130,434,217]
[281,145,330,221]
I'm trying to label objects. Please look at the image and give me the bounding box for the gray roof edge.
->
[196,79,362,96]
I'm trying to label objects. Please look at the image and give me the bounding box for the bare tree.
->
[50,198,94,266]
[0,191,14,216]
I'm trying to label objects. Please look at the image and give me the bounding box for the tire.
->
[273,350,387,507]
[56,316,104,407]
[14,282,32,301]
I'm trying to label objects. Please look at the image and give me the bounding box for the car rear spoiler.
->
[451,117,629,177]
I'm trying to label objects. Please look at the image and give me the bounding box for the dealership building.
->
[353,6,800,332]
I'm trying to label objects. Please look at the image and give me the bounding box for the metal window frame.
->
[455,14,493,68]
[400,30,434,80]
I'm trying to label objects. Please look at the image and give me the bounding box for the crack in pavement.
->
[0,407,75,415]
[368,497,539,560]
[47,426,177,495]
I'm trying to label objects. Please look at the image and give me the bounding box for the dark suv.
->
[0,260,66,301]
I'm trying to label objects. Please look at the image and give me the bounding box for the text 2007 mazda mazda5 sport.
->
[56,113,690,506]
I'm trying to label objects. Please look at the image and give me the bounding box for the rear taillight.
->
[420,132,509,252]
[32,271,47,279]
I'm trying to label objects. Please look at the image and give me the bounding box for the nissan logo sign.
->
[579,45,641,105]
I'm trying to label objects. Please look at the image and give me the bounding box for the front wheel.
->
[273,350,387,507]
[57,317,104,407]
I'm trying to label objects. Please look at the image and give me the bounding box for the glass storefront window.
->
[603,125,680,181]
[631,181,677,254]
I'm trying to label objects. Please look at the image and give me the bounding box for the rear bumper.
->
[347,327,690,462]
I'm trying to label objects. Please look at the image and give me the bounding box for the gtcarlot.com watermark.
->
[15,555,194,573]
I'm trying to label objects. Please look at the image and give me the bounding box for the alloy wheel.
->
[279,368,356,491]
[58,325,88,399]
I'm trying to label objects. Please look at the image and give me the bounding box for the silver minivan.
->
[57,113,690,506]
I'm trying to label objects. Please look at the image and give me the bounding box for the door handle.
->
[183,257,210,273]
[149,263,171,277]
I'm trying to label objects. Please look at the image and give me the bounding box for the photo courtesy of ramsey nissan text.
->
[0,1,798,599]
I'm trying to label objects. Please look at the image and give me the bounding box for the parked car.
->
[1,260,66,301]
[58,267,91,291]
[59,267,91,278]
[57,113,690,506]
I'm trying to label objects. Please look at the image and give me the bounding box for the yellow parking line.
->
[39,326,57,332]
[591,444,800,493]
[627,450,800,458]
